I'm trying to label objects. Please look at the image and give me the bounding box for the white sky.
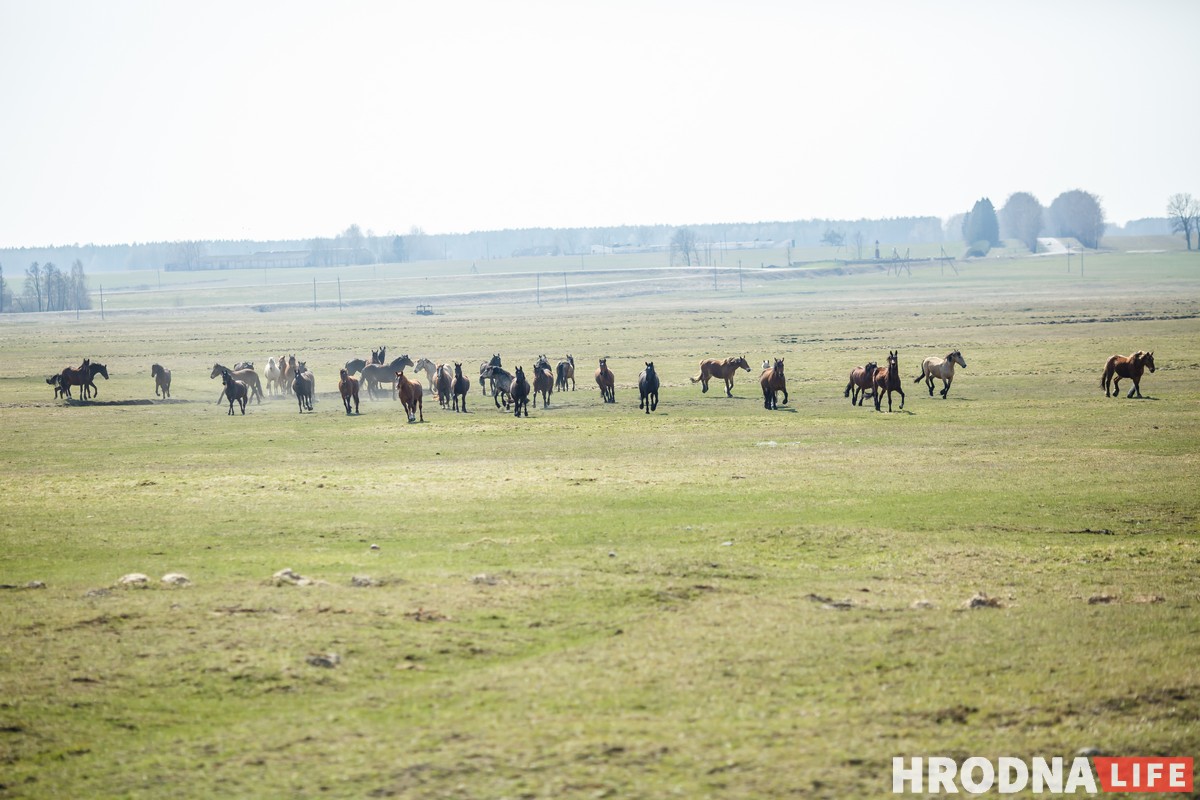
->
[1,0,1197,247]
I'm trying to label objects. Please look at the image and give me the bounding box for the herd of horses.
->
[44,348,1159,417]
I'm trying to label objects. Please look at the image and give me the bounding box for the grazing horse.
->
[481,365,514,409]
[760,358,788,410]
[264,357,284,396]
[292,362,315,412]
[1102,351,1156,398]
[914,350,967,398]
[691,356,751,397]
[555,355,576,392]
[434,363,454,409]
[452,362,470,412]
[510,365,531,417]
[479,354,503,396]
[394,370,424,422]
[872,351,905,412]
[211,363,264,404]
[151,364,172,398]
[533,355,554,408]
[414,358,439,393]
[338,368,360,415]
[363,355,413,400]
[595,357,615,403]
[639,361,660,413]
[221,369,248,415]
[844,361,878,406]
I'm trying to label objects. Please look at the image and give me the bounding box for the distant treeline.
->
[0,216,1172,273]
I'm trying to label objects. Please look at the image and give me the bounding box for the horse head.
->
[490,353,502,368]
[951,350,967,369]
[774,358,785,374]
[92,363,109,380]
[736,356,751,372]
[1141,351,1156,372]
[644,361,656,376]
[864,361,878,374]
[221,369,233,385]
[454,361,464,377]
[151,364,161,377]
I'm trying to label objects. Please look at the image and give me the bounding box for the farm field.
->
[1,253,1198,798]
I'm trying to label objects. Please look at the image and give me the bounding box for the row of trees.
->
[0,260,92,313]
[958,190,1107,255]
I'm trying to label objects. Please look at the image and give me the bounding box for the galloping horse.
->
[363,355,413,400]
[639,362,660,413]
[395,370,424,422]
[265,357,284,396]
[292,362,315,412]
[338,368,360,415]
[691,356,751,397]
[151,364,172,398]
[414,358,439,393]
[555,355,576,392]
[914,350,967,398]
[1102,351,1156,398]
[872,351,905,412]
[221,369,248,415]
[844,361,878,406]
[435,363,453,409]
[481,364,513,409]
[595,358,615,403]
[479,354,502,396]
[278,354,295,395]
[533,355,554,408]
[452,362,470,412]
[510,365,531,417]
[211,363,264,404]
[760,358,788,410]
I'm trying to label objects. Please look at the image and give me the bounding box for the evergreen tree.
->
[963,198,1000,248]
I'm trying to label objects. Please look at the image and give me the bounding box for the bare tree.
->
[70,260,91,310]
[24,262,43,312]
[851,230,865,260]
[0,263,6,313]
[1167,193,1199,250]
[670,227,698,266]
[1048,189,1106,249]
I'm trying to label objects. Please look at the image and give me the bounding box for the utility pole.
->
[536,273,541,305]
[99,284,105,320]
[337,276,342,310]
[313,278,317,310]
[563,272,569,304]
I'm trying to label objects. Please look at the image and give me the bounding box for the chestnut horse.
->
[211,363,263,404]
[872,351,905,412]
[151,364,172,398]
[595,357,615,403]
[914,350,967,398]
[533,355,554,408]
[760,358,787,410]
[639,362,660,413]
[844,361,878,407]
[452,362,470,412]
[338,368,360,415]
[221,369,248,415]
[691,356,751,397]
[510,365,530,417]
[395,370,424,422]
[1102,351,1156,398]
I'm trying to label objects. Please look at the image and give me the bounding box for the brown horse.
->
[364,355,412,400]
[58,358,91,400]
[395,371,424,422]
[843,361,878,406]
[292,361,315,412]
[595,357,615,403]
[452,362,470,412]
[914,350,967,398]
[151,364,172,398]
[211,363,264,404]
[872,351,905,412]
[277,354,294,395]
[533,356,554,408]
[760,358,788,410]
[691,356,751,397]
[1102,351,1156,398]
[435,363,453,409]
[555,355,575,392]
[221,369,248,415]
[510,365,531,417]
[338,368,360,415]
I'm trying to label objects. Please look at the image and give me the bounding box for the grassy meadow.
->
[0,249,1198,798]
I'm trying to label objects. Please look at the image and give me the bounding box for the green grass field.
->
[1,251,1197,798]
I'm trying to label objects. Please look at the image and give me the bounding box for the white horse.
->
[264,357,283,396]
[914,350,967,398]
[413,358,438,392]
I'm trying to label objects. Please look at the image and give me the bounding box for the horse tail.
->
[690,371,702,384]
[843,380,852,398]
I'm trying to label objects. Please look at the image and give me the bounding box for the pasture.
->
[1,251,1198,798]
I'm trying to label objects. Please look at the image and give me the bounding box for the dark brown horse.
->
[595,357,615,403]
[395,370,424,422]
[221,369,248,415]
[760,358,788,410]
[1102,351,1156,398]
[691,356,751,397]
[211,363,263,404]
[555,355,575,392]
[872,351,905,412]
[435,363,453,409]
[151,364,171,398]
[452,362,470,412]
[339,368,360,415]
[843,361,878,406]
[639,362,659,413]
[292,362,315,412]
[59,359,110,400]
[533,355,554,408]
[510,365,530,417]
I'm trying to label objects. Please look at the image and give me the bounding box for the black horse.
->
[638,362,659,414]
[510,365,530,418]
[292,361,315,412]
[452,362,470,412]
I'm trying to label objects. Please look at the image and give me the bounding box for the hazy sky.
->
[2,0,1197,247]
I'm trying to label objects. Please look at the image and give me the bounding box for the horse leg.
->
[941,378,950,398]
[1129,379,1139,399]
[651,392,658,411]
[926,375,935,396]
[725,378,733,398]
[1111,376,1121,398]
[898,388,905,410]
[781,388,788,406]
